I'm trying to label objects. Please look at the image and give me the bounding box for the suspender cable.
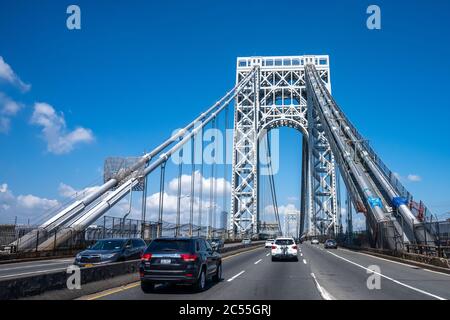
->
[222,105,229,234]
[175,144,183,237]
[33,68,256,235]
[31,68,257,252]
[208,117,216,239]
[157,161,167,237]
[265,132,282,235]
[213,116,219,236]
[198,136,204,236]
[189,136,196,237]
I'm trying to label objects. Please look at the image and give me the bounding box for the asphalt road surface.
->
[81,243,450,300]
[0,258,74,280]
[0,241,258,280]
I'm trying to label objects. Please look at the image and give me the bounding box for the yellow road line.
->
[82,282,141,300]
[83,245,264,300]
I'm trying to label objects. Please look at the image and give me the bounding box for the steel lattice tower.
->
[230,55,339,238]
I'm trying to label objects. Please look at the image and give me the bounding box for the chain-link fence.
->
[340,220,450,258]
[1,215,230,254]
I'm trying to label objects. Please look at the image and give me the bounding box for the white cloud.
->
[168,171,231,196]
[30,102,95,154]
[58,182,102,198]
[0,182,60,224]
[0,117,10,133]
[0,183,8,193]
[0,93,24,134]
[16,194,59,210]
[407,174,422,182]
[0,93,23,116]
[287,196,298,202]
[0,56,31,92]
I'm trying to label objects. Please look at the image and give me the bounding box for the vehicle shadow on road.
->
[143,279,223,295]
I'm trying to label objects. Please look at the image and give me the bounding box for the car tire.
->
[293,256,299,262]
[193,268,206,292]
[213,263,222,282]
[141,281,155,293]
[271,257,276,262]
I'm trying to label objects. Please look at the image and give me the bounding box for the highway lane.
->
[0,242,256,280]
[84,243,450,300]
[303,244,450,300]
[0,258,75,279]
[83,246,322,300]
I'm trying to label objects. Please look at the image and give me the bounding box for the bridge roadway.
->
[80,243,450,300]
[0,241,255,280]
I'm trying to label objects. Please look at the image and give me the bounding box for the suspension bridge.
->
[11,55,439,253]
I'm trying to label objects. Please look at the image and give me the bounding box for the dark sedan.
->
[324,239,338,249]
[140,237,222,293]
[74,238,147,267]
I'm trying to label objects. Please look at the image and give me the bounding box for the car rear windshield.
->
[146,239,193,253]
[275,239,294,245]
[326,240,336,244]
[90,239,126,250]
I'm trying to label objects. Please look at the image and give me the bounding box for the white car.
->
[271,237,298,261]
[265,239,274,248]
[242,238,252,245]
[311,239,319,245]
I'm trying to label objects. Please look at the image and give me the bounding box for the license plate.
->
[84,263,94,267]
[160,259,171,264]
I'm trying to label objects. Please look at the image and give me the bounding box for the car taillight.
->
[292,245,297,249]
[272,245,277,249]
[180,253,198,262]
[141,253,152,261]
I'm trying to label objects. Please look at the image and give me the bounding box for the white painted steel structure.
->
[230,55,338,238]
[12,55,437,252]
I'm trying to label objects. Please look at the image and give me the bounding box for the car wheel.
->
[271,257,276,262]
[141,281,155,293]
[213,263,222,282]
[193,268,206,292]
[293,256,298,262]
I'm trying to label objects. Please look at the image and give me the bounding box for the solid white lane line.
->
[303,259,307,264]
[326,250,446,300]
[254,259,262,265]
[338,248,450,277]
[311,273,335,300]
[0,267,67,279]
[227,270,245,282]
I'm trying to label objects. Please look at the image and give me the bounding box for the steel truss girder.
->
[231,56,339,238]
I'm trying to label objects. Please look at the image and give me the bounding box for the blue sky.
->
[0,0,449,226]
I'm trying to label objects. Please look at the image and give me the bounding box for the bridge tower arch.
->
[230,55,339,239]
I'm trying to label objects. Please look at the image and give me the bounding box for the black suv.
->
[140,237,222,293]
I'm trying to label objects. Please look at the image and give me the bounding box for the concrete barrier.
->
[1,241,264,300]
